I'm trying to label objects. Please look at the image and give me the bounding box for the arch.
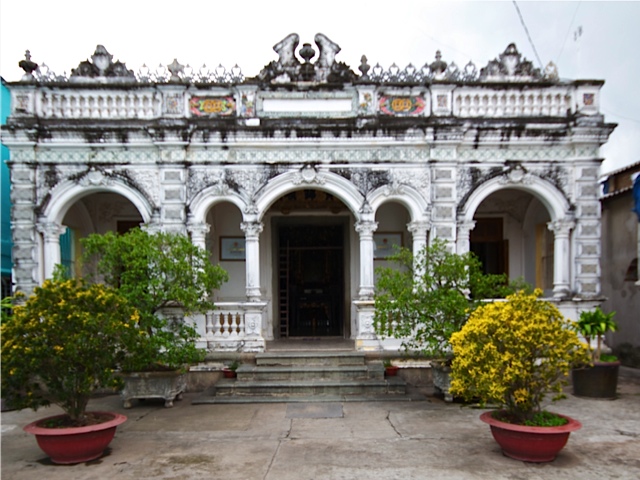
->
[254,170,365,221]
[42,178,153,225]
[460,174,571,223]
[368,184,429,223]
[189,187,249,224]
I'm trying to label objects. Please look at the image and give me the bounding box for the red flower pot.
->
[385,366,400,377]
[480,411,581,462]
[23,411,127,464]
[222,368,237,378]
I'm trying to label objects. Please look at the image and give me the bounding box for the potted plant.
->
[81,228,228,408]
[382,358,399,377]
[222,359,240,379]
[0,271,138,464]
[449,289,591,462]
[572,307,619,398]
[374,239,514,400]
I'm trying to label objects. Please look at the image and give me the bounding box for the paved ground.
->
[2,367,639,480]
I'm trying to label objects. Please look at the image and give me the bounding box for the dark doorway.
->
[278,225,344,337]
[470,217,509,276]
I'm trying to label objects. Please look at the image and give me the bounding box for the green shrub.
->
[1,274,140,424]
[373,239,517,358]
[449,290,591,424]
[81,229,228,371]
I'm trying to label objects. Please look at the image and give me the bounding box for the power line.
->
[601,108,640,125]
[512,1,544,69]
[556,1,582,63]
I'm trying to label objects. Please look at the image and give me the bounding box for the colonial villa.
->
[3,34,615,355]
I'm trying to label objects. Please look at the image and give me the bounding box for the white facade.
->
[3,36,615,352]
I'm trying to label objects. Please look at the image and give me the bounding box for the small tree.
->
[1,272,141,425]
[81,229,229,371]
[575,307,617,362]
[374,239,516,358]
[449,289,591,424]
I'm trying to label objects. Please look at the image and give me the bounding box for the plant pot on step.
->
[23,411,127,464]
[384,365,399,377]
[120,370,187,408]
[222,368,237,378]
[480,411,581,462]
[572,361,620,399]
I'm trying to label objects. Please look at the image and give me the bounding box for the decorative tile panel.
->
[189,96,236,117]
[379,96,425,116]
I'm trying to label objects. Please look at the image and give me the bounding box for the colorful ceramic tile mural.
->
[379,96,425,115]
[190,96,236,116]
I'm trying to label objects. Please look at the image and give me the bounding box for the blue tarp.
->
[633,173,640,222]
[1,80,12,276]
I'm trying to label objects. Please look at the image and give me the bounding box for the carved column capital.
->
[36,221,65,240]
[548,218,576,237]
[456,220,476,235]
[241,221,264,238]
[186,220,210,237]
[355,220,378,238]
[407,220,430,237]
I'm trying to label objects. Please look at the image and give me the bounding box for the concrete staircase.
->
[193,351,419,404]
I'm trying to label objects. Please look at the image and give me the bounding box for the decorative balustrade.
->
[40,90,160,119]
[206,302,247,350]
[23,86,577,121]
[454,88,572,117]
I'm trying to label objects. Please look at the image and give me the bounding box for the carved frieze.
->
[348,169,391,195]
[292,165,326,185]
[187,167,229,200]
[123,168,160,205]
[227,168,270,198]
[458,146,574,162]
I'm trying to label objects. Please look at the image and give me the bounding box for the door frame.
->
[272,216,350,339]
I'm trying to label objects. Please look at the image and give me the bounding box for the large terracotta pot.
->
[572,361,620,399]
[23,411,127,464]
[480,411,581,462]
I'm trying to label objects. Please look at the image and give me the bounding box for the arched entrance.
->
[470,188,555,295]
[268,189,351,338]
[60,192,145,276]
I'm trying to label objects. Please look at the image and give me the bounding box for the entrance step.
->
[193,351,416,404]
[238,364,381,381]
[256,351,367,367]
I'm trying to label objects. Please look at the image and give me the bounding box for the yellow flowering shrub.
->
[1,273,142,425]
[449,289,590,424]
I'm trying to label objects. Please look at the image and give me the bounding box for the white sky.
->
[1,0,638,174]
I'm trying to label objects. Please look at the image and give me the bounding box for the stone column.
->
[407,220,430,278]
[548,218,575,298]
[355,219,378,299]
[456,220,476,255]
[36,221,65,280]
[186,217,210,251]
[241,221,263,301]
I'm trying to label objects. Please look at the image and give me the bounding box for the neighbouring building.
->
[1,78,12,298]
[600,162,640,356]
[2,34,616,352]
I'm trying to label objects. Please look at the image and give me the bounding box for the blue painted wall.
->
[1,78,12,293]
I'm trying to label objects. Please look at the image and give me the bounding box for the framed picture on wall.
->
[220,237,246,261]
[373,232,402,259]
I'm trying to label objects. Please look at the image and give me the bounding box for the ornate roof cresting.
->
[18,37,561,85]
[70,45,136,80]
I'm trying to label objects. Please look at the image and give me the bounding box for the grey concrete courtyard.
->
[2,367,639,480]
